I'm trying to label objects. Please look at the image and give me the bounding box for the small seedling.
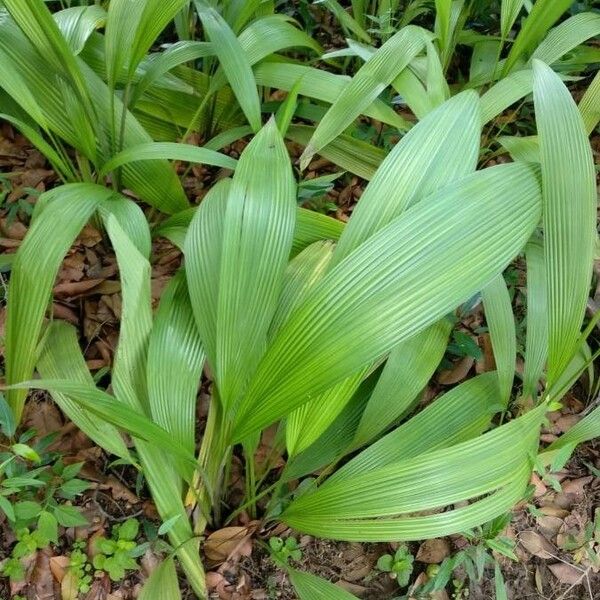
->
[66,541,94,594]
[92,518,146,582]
[377,545,414,587]
[269,536,302,566]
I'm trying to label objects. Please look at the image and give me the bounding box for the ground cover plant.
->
[0,0,599,598]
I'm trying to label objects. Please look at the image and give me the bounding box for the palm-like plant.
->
[4,49,598,598]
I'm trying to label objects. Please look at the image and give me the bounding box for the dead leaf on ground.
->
[519,530,555,559]
[61,569,79,600]
[548,562,585,585]
[100,475,141,505]
[438,356,474,385]
[49,555,70,583]
[30,549,58,600]
[204,526,255,564]
[416,538,451,564]
[54,278,105,299]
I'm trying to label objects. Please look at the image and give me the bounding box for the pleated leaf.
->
[533,60,596,386]
[579,70,600,135]
[193,0,261,132]
[522,236,548,399]
[299,26,424,168]
[99,142,237,178]
[288,569,359,600]
[104,0,188,88]
[148,271,205,457]
[353,321,452,447]
[503,0,572,74]
[4,184,110,420]
[53,6,107,55]
[481,275,516,405]
[215,119,296,413]
[37,322,131,460]
[253,62,408,132]
[332,91,481,264]
[337,373,503,483]
[281,404,546,541]
[531,13,600,68]
[501,0,525,39]
[233,162,542,441]
[139,559,181,600]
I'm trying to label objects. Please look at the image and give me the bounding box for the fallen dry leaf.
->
[50,555,70,583]
[30,549,58,600]
[438,356,474,385]
[520,530,555,559]
[416,538,451,564]
[548,562,585,585]
[61,569,79,600]
[204,526,255,564]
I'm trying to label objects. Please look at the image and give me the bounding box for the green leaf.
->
[187,119,296,413]
[139,559,181,600]
[501,0,525,39]
[118,518,139,541]
[532,60,596,385]
[158,515,182,536]
[503,0,572,73]
[353,321,451,447]
[193,1,261,132]
[522,236,547,399]
[531,13,600,68]
[4,184,109,421]
[288,568,360,600]
[254,62,408,133]
[37,511,58,545]
[104,0,188,88]
[10,444,40,463]
[332,90,481,265]
[234,162,541,440]
[481,274,516,405]
[300,26,424,168]
[14,500,42,521]
[99,142,237,179]
[9,380,195,482]
[0,495,15,522]
[53,6,107,55]
[281,405,546,541]
[148,271,205,457]
[0,392,16,438]
[37,321,132,460]
[53,504,88,528]
[579,70,600,135]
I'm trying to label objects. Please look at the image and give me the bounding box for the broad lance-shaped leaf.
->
[37,322,131,461]
[214,119,296,413]
[4,184,112,421]
[332,90,481,265]
[139,559,181,600]
[185,178,230,372]
[288,569,360,600]
[280,404,546,541]
[299,26,425,169]
[233,162,542,441]
[99,142,237,178]
[338,373,502,483]
[579,70,600,135]
[522,236,548,399]
[481,274,516,406]
[352,321,452,447]
[53,5,107,55]
[194,0,261,132]
[503,0,572,74]
[531,12,600,68]
[148,271,205,459]
[105,215,206,599]
[104,0,189,89]
[533,60,596,386]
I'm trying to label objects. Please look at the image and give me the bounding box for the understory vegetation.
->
[0,0,599,598]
